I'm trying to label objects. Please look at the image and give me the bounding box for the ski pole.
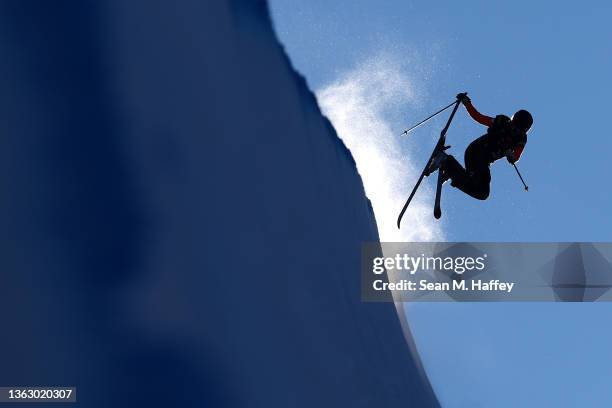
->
[512,163,529,191]
[400,100,457,136]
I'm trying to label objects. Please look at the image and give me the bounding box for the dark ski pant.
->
[442,140,491,200]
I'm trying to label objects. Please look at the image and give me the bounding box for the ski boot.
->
[425,146,450,177]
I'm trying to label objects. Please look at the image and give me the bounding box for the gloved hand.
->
[456,92,471,104]
[505,149,517,164]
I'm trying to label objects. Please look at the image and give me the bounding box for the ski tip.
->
[434,208,442,219]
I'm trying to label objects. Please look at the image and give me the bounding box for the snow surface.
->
[0,1,438,406]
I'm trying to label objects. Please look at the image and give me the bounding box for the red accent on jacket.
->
[464,101,493,127]
[512,145,524,163]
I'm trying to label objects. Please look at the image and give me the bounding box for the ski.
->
[433,168,444,219]
[397,97,463,228]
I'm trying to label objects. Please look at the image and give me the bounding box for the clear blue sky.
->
[269,1,612,406]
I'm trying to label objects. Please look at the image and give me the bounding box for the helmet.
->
[512,110,533,132]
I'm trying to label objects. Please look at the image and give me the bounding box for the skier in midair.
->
[429,93,533,200]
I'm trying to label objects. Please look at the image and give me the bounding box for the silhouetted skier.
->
[429,93,533,200]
